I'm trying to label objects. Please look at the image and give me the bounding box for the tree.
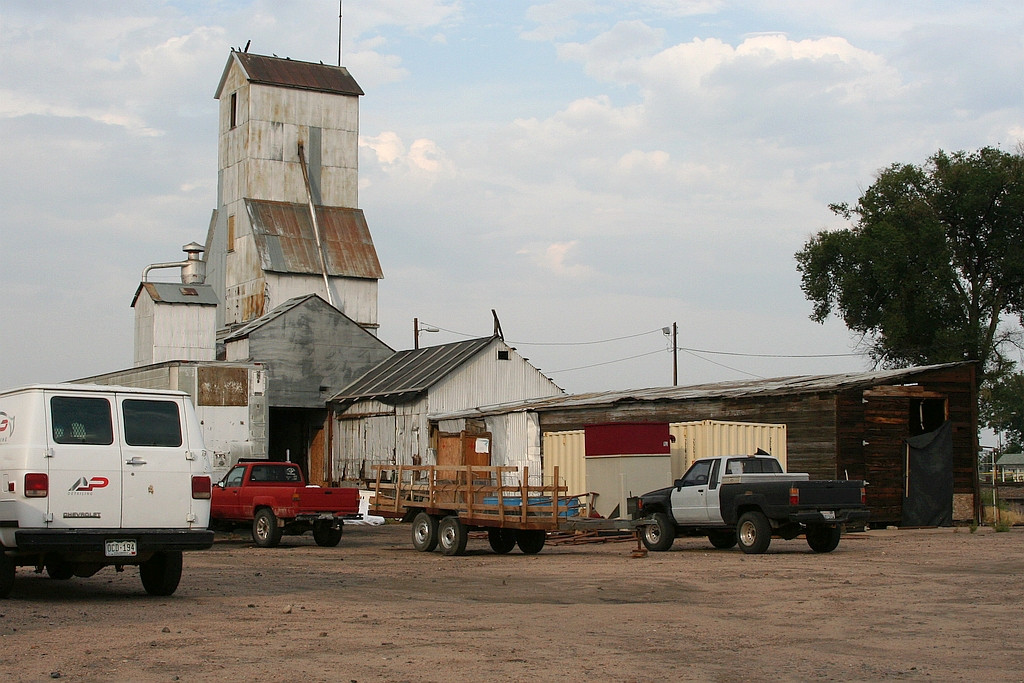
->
[980,371,1024,452]
[795,147,1024,387]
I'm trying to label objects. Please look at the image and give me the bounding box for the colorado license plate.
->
[105,539,137,557]
[820,511,836,521]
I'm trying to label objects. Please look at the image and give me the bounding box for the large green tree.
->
[796,147,1024,387]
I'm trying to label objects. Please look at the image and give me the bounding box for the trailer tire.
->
[0,552,14,599]
[253,508,283,548]
[516,529,546,554]
[806,524,841,553]
[488,528,517,554]
[313,520,343,547]
[737,511,771,554]
[140,551,183,596]
[707,531,737,549]
[411,512,439,552]
[438,516,468,556]
[641,512,676,552]
[46,560,75,580]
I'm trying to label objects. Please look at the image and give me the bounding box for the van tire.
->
[0,552,14,598]
[253,508,283,548]
[140,551,182,596]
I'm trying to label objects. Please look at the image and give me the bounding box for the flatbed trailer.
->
[370,465,642,556]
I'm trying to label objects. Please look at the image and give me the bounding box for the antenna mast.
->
[338,1,343,66]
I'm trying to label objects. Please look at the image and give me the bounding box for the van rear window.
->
[122,399,182,447]
[51,396,113,445]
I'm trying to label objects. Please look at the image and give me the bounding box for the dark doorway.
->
[268,408,326,483]
[903,420,954,526]
[909,398,947,436]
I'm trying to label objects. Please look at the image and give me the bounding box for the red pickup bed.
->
[211,461,361,547]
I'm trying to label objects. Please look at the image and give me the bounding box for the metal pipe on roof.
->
[142,242,206,284]
[297,142,335,307]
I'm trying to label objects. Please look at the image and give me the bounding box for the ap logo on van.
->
[69,477,109,493]
[0,411,13,443]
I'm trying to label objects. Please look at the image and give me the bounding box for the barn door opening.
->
[268,407,326,484]
[903,419,953,527]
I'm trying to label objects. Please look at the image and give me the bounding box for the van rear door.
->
[44,391,122,529]
[117,394,194,528]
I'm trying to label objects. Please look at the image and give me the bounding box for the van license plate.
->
[105,540,137,557]
[820,511,836,521]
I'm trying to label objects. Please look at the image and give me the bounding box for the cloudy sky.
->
[2,1,1023,397]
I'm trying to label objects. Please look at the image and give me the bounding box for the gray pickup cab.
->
[632,453,869,554]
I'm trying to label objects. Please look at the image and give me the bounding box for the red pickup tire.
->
[313,520,343,547]
[253,508,283,548]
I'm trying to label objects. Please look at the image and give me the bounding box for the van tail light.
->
[789,486,799,506]
[191,475,212,500]
[25,473,48,498]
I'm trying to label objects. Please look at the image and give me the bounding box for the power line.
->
[545,349,667,374]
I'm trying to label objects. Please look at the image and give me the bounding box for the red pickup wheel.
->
[313,520,343,547]
[253,508,283,548]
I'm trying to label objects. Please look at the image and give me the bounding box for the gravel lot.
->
[1,523,1022,682]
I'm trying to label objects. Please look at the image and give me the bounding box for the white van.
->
[0,384,214,597]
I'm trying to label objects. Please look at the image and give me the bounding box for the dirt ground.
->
[1,523,1022,682]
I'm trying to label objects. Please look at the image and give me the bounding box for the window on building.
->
[230,92,237,129]
[227,214,235,252]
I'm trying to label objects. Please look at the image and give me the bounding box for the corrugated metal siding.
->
[230,52,364,97]
[430,342,562,415]
[544,421,789,496]
[543,430,587,496]
[671,420,787,478]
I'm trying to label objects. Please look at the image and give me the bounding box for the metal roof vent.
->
[142,242,207,284]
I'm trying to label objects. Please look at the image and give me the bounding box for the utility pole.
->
[672,322,678,386]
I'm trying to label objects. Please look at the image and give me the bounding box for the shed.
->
[328,336,563,483]
[131,281,218,366]
[434,363,978,526]
[222,293,393,482]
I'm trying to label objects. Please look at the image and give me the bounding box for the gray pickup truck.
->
[632,453,869,554]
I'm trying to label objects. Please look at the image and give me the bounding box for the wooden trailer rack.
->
[370,464,644,556]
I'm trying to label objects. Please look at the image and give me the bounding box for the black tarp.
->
[902,420,953,526]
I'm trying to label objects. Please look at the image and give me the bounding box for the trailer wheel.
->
[140,551,183,596]
[641,512,676,552]
[516,529,546,554]
[707,531,737,550]
[313,520,343,547]
[737,511,771,554]
[438,516,468,556]
[488,528,517,554]
[253,508,283,548]
[45,560,75,580]
[805,524,842,553]
[411,512,439,552]
[0,552,14,599]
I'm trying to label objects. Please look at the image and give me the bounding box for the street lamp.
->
[413,318,439,349]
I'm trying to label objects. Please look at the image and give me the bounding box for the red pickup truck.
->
[211,461,361,548]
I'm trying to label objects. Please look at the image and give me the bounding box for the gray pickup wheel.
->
[641,512,676,552]
[253,508,283,548]
[708,530,738,549]
[806,524,842,553]
[737,511,772,554]
[411,512,439,552]
[438,515,469,556]
[140,551,183,596]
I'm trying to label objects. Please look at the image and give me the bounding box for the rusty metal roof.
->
[216,51,363,98]
[330,337,499,404]
[130,282,219,308]
[246,199,383,279]
[431,363,973,419]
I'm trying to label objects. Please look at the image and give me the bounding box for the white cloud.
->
[517,241,593,278]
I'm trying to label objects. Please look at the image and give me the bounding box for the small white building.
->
[328,336,563,482]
